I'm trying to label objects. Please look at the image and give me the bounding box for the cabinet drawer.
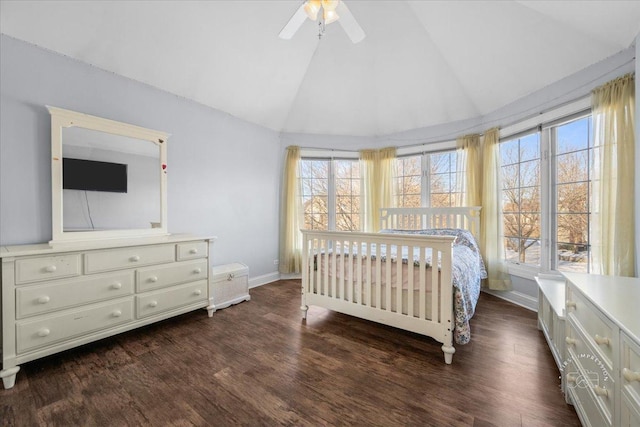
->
[566,349,612,427]
[566,321,615,420]
[16,298,134,353]
[622,332,640,406]
[621,391,640,427]
[566,285,616,367]
[85,244,175,273]
[136,280,208,318]
[176,241,208,261]
[136,259,208,292]
[15,254,81,284]
[16,271,134,319]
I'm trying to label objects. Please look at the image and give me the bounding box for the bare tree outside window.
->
[300,160,329,230]
[555,116,593,272]
[501,134,541,265]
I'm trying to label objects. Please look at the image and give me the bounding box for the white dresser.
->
[563,272,640,427]
[0,235,215,389]
[536,274,567,394]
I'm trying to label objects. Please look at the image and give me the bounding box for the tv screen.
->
[63,158,128,193]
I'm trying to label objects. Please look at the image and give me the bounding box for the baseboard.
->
[482,289,538,312]
[248,272,281,289]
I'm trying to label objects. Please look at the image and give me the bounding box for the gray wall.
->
[0,35,281,280]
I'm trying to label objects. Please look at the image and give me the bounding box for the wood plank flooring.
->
[1,279,580,426]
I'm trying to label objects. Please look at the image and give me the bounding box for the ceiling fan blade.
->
[336,1,365,44]
[279,4,309,40]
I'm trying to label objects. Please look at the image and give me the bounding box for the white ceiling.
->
[1,1,639,137]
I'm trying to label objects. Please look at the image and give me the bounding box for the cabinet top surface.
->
[535,277,566,319]
[562,272,640,344]
[0,234,217,258]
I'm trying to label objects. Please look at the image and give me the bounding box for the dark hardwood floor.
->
[1,280,580,427]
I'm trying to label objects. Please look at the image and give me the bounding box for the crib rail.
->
[379,206,481,240]
[300,230,456,357]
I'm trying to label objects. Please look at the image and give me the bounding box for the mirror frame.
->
[48,106,169,246]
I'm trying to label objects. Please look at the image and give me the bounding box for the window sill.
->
[506,263,540,281]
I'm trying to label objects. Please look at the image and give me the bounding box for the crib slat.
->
[419,247,426,320]
[375,243,381,310]
[385,244,392,312]
[395,245,402,315]
[365,242,372,307]
[339,239,346,300]
[322,239,329,296]
[431,248,440,322]
[407,245,414,317]
[331,238,337,298]
[356,240,362,304]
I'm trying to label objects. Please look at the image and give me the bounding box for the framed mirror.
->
[48,106,169,245]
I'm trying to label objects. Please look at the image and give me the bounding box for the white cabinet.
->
[536,274,567,394]
[0,235,215,389]
[563,272,640,427]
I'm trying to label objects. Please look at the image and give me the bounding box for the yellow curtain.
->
[480,128,511,290]
[456,134,482,206]
[279,146,302,274]
[360,147,397,232]
[592,73,636,276]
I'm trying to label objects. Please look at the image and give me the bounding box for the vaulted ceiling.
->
[1,1,639,136]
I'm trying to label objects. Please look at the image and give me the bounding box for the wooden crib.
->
[300,207,481,364]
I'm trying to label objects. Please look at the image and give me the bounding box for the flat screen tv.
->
[63,158,128,193]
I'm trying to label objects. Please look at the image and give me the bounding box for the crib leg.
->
[442,345,455,364]
[301,305,308,320]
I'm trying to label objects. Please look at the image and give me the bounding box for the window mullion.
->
[422,154,429,207]
[328,159,336,230]
[540,127,553,273]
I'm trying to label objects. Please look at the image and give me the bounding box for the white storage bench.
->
[210,263,250,313]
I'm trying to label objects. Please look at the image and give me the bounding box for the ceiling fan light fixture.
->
[321,0,340,11]
[304,0,321,21]
[323,9,340,25]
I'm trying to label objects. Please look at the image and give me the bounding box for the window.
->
[429,151,460,207]
[300,159,329,230]
[553,116,593,273]
[500,133,541,266]
[334,160,361,231]
[394,150,460,208]
[395,155,422,207]
[300,158,360,231]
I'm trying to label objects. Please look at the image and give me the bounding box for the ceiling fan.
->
[279,0,366,44]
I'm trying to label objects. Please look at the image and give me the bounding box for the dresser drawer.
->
[566,352,612,427]
[85,244,175,273]
[622,332,640,406]
[15,254,81,284]
[566,320,615,420]
[176,241,208,261]
[16,298,134,353]
[16,271,134,319]
[621,391,640,427]
[136,259,208,292]
[136,280,208,318]
[566,284,616,367]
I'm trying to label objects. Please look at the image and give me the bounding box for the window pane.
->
[500,132,541,266]
[395,155,422,208]
[429,151,457,208]
[554,116,593,273]
[334,159,360,231]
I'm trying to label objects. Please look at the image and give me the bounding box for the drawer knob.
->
[149,301,158,308]
[111,282,123,290]
[565,337,578,346]
[227,273,235,281]
[593,385,609,398]
[566,373,577,383]
[112,310,122,318]
[594,334,610,346]
[193,289,202,296]
[623,368,640,383]
[149,276,158,283]
[37,328,50,337]
[189,248,198,254]
[37,296,51,304]
[566,300,576,309]
[193,268,202,274]
[44,265,57,273]
[130,255,140,262]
